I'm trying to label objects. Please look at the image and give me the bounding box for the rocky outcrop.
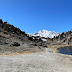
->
[50,31,72,45]
[10,42,20,46]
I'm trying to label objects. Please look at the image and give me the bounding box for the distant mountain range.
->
[28,29,59,38]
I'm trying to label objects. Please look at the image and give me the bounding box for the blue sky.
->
[0,0,72,33]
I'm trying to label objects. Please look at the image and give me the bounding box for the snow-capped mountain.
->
[29,29,59,38]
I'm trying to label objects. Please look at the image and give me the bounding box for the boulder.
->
[10,42,20,46]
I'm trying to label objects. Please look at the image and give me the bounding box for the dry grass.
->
[0,50,35,57]
[0,32,10,38]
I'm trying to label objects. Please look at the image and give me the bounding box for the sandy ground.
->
[0,48,72,72]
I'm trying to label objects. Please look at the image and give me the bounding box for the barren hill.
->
[0,19,44,55]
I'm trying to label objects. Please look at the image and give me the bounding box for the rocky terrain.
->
[0,19,45,55]
[28,29,72,47]
[0,19,72,72]
[0,19,72,55]
[47,31,72,47]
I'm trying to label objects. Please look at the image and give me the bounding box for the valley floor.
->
[0,49,72,72]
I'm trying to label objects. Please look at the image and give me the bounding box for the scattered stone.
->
[10,42,20,46]
[43,45,47,47]
[34,44,37,46]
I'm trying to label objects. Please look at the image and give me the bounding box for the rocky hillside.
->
[0,19,42,55]
[0,19,31,43]
[30,30,72,46]
[48,31,72,46]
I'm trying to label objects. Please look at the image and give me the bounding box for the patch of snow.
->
[29,29,59,38]
[41,39,47,42]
